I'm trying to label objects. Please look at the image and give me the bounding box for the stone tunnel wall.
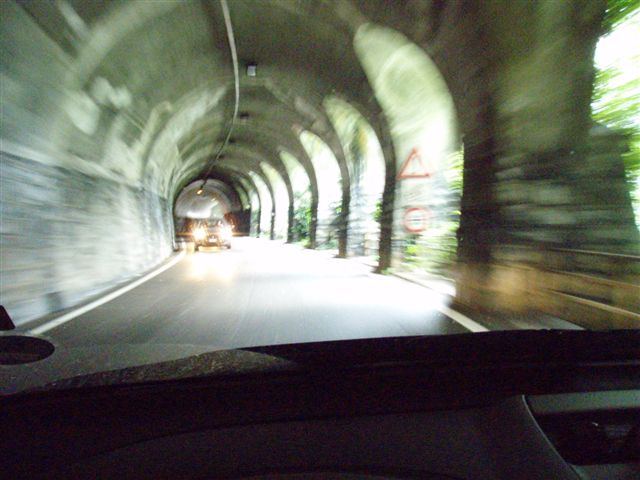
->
[0,3,175,326]
[0,152,173,326]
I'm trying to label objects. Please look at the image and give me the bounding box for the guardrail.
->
[534,248,639,329]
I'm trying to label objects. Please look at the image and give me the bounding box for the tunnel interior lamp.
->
[246,63,257,77]
[196,188,204,195]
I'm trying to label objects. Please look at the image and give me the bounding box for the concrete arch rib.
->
[198,123,321,248]
[202,170,253,232]
[215,159,275,239]
[173,179,237,221]
[236,125,320,246]
[221,143,295,242]
[207,165,263,237]
[324,96,386,259]
[194,142,291,241]
[238,89,352,253]
[310,110,352,258]
[355,24,461,274]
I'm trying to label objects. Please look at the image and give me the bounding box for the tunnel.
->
[1,0,638,331]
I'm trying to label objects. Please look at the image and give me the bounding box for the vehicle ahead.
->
[192,219,232,251]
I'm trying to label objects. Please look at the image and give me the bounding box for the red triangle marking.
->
[398,148,431,179]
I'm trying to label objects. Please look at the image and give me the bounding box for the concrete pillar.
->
[270,208,276,240]
[453,0,639,324]
[287,203,295,243]
[372,113,397,273]
[308,197,318,249]
[337,185,350,258]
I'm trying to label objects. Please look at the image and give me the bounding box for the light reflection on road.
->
[44,237,470,351]
[187,249,238,283]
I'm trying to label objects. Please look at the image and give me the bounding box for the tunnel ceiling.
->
[8,0,471,215]
[184,0,373,202]
[62,0,377,202]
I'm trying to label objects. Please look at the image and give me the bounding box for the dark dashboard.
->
[2,331,639,479]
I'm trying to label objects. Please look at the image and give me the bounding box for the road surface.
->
[33,238,470,349]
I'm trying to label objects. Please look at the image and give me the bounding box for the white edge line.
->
[437,305,489,333]
[28,251,186,335]
[366,270,489,333]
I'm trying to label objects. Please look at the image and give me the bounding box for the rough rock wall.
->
[0,3,174,325]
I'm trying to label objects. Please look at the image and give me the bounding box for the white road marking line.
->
[365,270,489,333]
[436,305,489,333]
[28,252,186,335]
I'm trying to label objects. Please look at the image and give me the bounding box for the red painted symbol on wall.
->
[397,148,432,179]
[403,207,430,233]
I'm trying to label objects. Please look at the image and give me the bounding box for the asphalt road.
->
[41,238,469,349]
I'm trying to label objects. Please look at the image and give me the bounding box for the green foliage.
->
[603,0,640,31]
[292,191,311,242]
[593,3,640,223]
[593,69,640,135]
[373,200,383,224]
[402,219,459,275]
[447,150,464,195]
[332,201,342,218]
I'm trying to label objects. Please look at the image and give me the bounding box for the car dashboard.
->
[2,331,639,479]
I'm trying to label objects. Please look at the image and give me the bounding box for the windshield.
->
[1,0,638,392]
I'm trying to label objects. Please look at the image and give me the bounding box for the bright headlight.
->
[193,227,206,241]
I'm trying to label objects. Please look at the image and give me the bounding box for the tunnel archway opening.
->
[324,96,385,259]
[201,167,258,237]
[280,151,312,245]
[174,181,232,219]
[248,171,273,239]
[592,6,640,232]
[173,179,238,246]
[261,162,289,240]
[239,177,261,237]
[299,130,343,250]
[354,23,463,277]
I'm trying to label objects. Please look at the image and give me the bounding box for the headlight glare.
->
[193,227,206,241]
